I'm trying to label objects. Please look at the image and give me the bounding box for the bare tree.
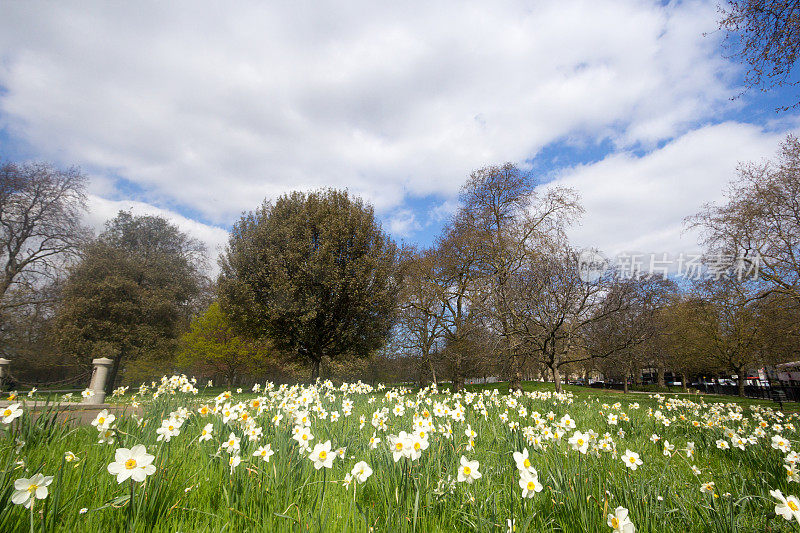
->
[0,161,90,312]
[718,0,800,110]
[395,249,447,386]
[432,216,486,391]
[504,239,643,393]
[690,135,800,305]
[458,163,582,390]
[689,276,774,397]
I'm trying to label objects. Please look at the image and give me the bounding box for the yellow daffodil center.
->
[463,466,471,476]
[228,440,235,446]
[319,451,327,460]
[260,450,266,456]
[3,409,10,416]
[577,439,584,445]
[28,483,38,493]
[98,417,105,424]
[125,459,137,469]
[629,457,636,463]
[524,459,531,468]
[396,442,403,451]
[611,517,619,528]
[527,481,535,490]
[302,434,308,441]
[790,501,799,511]
[414,442,421,450]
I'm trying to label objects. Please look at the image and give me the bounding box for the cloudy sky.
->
[1,0,798,272]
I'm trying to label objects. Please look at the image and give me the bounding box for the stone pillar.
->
[0,358,9,391]
[83,357,113,404]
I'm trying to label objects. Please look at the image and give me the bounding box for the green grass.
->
[1,379,799,532]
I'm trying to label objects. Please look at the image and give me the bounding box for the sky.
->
[1,0,799,275]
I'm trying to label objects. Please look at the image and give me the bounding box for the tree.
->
[0,161,89,318]
[179,302,269,387]
[56,212,206,392]
[505,240,642,393]
[690,135,800,304]
[218,189,401,380]
[718,0,800,110]
[689,277,772,396]
[457,163,582,390]
[585,277,675,393]
[395,249,447,386]
[657,294,715,392]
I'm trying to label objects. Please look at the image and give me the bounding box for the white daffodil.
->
[12,473,53,508]
[621,449,643,470]
[607,506,635,533]
[252,444,275,462]
[222,432,241,453]
[518,469,542,498]
[1,403,23,424]
[310,440,334,469]
[351,461,373,483]
[91,409,115,431]
[107,445,156,483]
[457,455,481,483]
[199,423,213,442]
[771,489,800,524]
[513,448,535,474]
[569,431,590,454]
[389,432,412,462]
[773,435,792,453]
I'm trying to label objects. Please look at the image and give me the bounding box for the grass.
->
[1,377,799,532]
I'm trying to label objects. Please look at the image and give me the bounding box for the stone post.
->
[83,357,113,404]
[0,358,9,391]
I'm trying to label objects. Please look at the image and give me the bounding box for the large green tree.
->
[56,212,207,391]
[218,189,401,380]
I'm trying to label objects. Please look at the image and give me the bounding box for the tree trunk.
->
[508,356,522,392]
[552,365,562,393]
[737,373,746,397]
[633,367,641,386]
[104,354,123,396]
[657,365,665,388]
[311,358,321,382]
[623,368,629,394]
[681,371,688,393]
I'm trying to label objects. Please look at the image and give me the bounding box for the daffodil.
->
[107,445,156,483]
[310,440,334,469]
[607,506,635,532]
[771,489,800,524]
[12,473,53,508]
[457,455,481,483]
[621,449,643,470]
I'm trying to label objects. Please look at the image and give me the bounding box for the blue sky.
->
[1,0,798,271]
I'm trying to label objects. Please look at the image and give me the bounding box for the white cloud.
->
[0,0,736,229]
[546,122,797,260]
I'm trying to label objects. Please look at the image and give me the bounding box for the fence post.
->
[83,358,113,404]
[0,358,9,391]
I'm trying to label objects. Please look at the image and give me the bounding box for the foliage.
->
[218,189,401,380]
[178,302,270,387]
[55,212,207,391]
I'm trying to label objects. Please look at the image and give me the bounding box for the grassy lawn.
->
[2,376,799,531]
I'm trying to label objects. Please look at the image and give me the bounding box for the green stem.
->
[29,502,35,533]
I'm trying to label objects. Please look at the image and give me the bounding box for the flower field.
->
[2,377,800,532]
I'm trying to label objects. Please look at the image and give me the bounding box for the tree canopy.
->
[55,212,207,391]
[218,189,401,380]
